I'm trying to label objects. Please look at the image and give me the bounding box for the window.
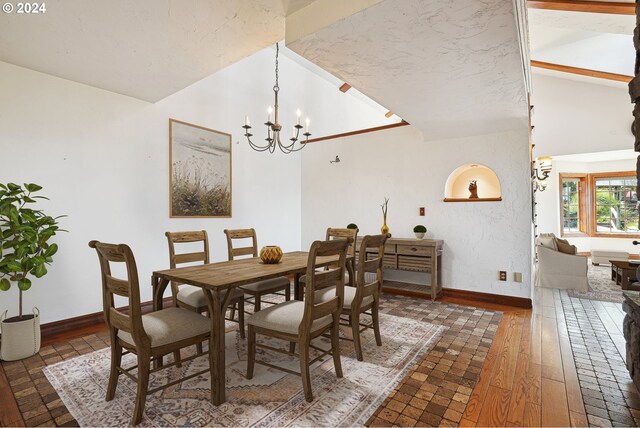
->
[560,174,587,235]
[558,171,639,238]
[591,172,639,236]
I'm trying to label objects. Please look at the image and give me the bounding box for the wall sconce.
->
[330,155,340,164]
[532,156,552,192]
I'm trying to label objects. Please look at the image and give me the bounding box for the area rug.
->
[567,261,640,303]
[43,313,444,427]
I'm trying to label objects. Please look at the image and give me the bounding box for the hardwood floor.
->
[0,287,636,427]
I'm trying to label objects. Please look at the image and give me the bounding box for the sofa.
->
[535,233,588,291]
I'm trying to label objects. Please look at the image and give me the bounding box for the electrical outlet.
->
[419,207,425,216]
[513,272,523,283]
[499,271,507,281]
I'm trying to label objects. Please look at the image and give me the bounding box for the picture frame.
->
[169,118,232,218]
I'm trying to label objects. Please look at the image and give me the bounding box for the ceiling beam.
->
[531,60,633,83]
[306,121,409,143]
[527,0,635,15]
[339,83,352,92]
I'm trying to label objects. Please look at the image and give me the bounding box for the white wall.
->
[300,126,532,298]
[536,158,639,255]
[532,73,633,157]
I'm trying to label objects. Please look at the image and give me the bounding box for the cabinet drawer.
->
[384,243,396,254]
[398,255,431,272]
[397,244,431,256]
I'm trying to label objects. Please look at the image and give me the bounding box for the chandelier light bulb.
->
[305,117,310,132]
[267,106,272,123]
[245,115,250,126]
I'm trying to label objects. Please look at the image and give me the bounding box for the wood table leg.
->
[204,288,234,406]
[346,259,355,288]
[430,249,440,300]
[294,273,301,301]
[152,276,170,312]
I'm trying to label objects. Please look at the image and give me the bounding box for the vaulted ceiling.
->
[286,0,530,140]
[0,0,530,141]
[0,0,309,102]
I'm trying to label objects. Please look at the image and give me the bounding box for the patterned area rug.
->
[567,262,640,303]
[43,313,444,427]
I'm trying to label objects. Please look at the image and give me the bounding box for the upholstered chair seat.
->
[240,277,290,294]
[246,301,332,335]
[177,285,244,309]
[117,307,211,348]
[315,286,374,309]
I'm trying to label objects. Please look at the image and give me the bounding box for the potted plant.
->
[346,223,358,230]
[413,225,427,239]
[0,183,64,361]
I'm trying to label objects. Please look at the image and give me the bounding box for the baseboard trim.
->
[442,288,532,308]
[382,286,532,308]
[41,298,172,340]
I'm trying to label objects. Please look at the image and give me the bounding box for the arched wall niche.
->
[444,163,502,202]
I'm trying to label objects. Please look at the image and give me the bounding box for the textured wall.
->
[301,126,532,298]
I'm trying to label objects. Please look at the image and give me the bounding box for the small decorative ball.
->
[260,245,283,264]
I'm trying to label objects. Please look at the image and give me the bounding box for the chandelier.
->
[243,43,310,153]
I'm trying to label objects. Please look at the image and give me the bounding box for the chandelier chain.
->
[274,43,279,93]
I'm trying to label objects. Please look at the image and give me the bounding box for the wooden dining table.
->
[151,250,354,405]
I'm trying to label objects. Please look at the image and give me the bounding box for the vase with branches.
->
[380,197,390,235]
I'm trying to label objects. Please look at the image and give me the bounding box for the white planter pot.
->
[1,308,41,361]
[414,232,425,239]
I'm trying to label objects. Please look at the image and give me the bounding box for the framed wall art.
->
[169,119,232,218]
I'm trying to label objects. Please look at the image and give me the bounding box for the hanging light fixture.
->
[532,156,553,192]
[242,43,310,153]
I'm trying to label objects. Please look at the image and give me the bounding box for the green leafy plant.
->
[413,225,427,233]
[0,183,64,320]
[346,223,358,230]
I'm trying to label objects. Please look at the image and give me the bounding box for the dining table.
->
[151,250,355,405]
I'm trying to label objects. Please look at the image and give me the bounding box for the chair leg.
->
[372,300,382,346]
[351,310,364,361]
[299,339,313,402]
[131,354,150,426]
[196,343,203,355]
[238,299,246,339]
[285,283,291,301]
[289,342,296,354]
[173,350,182,368]
[247,325,256,379]
[331,314,343,377]
[106,343,122,401]
[254,294,261,312]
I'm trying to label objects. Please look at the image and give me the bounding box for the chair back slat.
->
[313,268,343,289]
[165,231,209,297]
[106,276,130,297]
[88,240,150,349]
[301,239,349,333]
[174,251,207,265]
[354,234,389,307]
[326,228,358,258]
[224,228,258,260]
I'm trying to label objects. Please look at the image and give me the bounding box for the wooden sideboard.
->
[356,236,444,300]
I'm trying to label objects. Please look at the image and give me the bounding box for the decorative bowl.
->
[260,245,283,264]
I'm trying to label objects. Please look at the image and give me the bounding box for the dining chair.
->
[166,230,245,339]
[315,234,388,361]
[89,240,213,426]
[299,227,358,289]
[246,238,349,401]
[223,228,290,312]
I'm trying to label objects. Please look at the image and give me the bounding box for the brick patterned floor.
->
[1,294,502,427]
[366,295,500,427]
[560,291,640,427]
